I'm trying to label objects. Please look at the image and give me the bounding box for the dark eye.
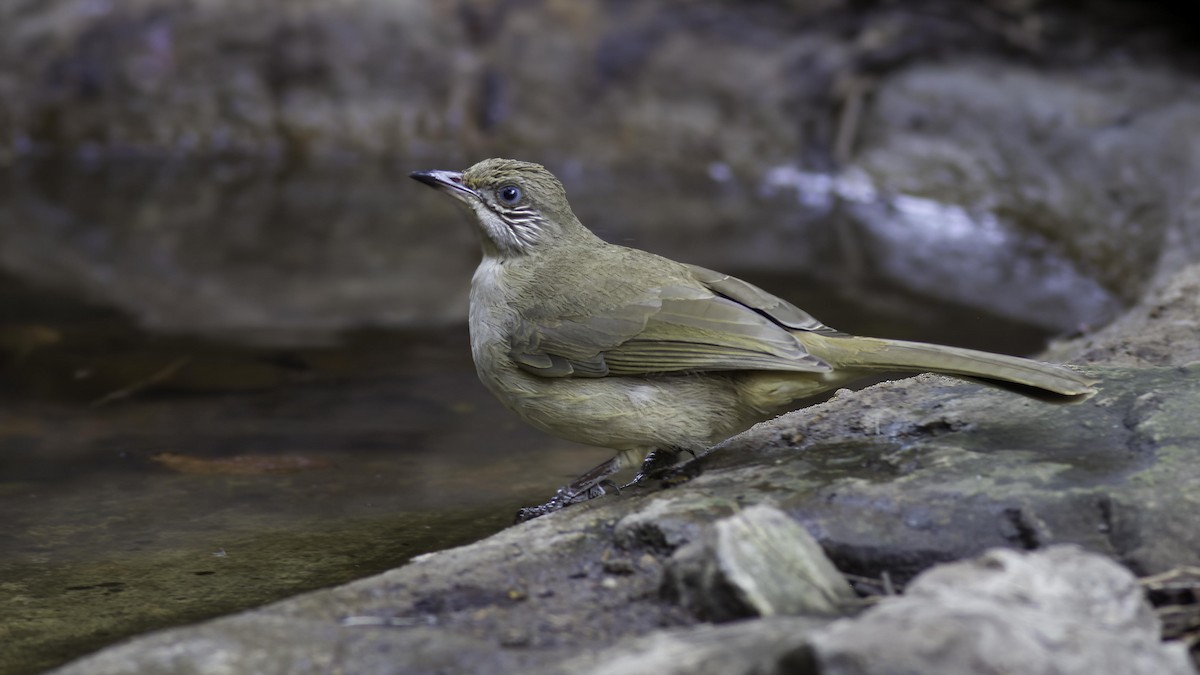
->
[497,185,522,205]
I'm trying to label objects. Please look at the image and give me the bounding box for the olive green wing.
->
[684,264,843,334]
[509,284,832,378]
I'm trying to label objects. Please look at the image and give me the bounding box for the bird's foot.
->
[513,456,623,523]
[620,447,697,490]
[513,448,702,523]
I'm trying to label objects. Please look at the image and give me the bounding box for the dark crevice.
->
[1002,507,1041,550]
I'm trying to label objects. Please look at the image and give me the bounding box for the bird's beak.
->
[409,170,477,201]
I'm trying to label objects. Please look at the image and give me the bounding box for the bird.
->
[410,158,1096,521]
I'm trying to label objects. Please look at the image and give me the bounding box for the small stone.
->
[499,629,530,648]
[664,504,856,620]
[602,558,636,575]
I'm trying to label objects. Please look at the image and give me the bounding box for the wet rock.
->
[9,52,1200,337]
[809,546,1194,675]
[663,503,856,620]
[49,499,693,675]
[546,617,827,675]
[0,1,1190,167]
[853,64,1200,311]
[722,359,1200,580]
[561,547,1194,675]
[0,164,482,339]
[48,615,539,675]
[612,493,738,553]
[1055,260,1200,368]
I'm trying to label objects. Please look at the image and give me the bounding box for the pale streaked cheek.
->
[469,201,523,252]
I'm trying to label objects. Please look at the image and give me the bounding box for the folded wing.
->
[509,277,832,378]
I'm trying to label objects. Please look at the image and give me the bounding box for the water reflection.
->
[0,160,482,342]
[0,159,1116,342]
[0,281,616,673]
[0,159,1095,673]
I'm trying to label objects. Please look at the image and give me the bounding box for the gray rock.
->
[49,509,685,675]
[810,546,1194,675]
[548,547,1194,675]
[49,615,539,675]
[1054,260,1200,369]
[548,617,827,675]
[719,358,1200,581]
[6,2,1200,336]
[663,503,857,620]
[855,64,1200,311]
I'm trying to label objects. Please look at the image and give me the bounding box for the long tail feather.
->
[804,334,1096,397]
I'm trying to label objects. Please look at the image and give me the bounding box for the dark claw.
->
[598,479,621,496]
[621,447,689,489]
[513,506,544,523]
[514,490,574,523]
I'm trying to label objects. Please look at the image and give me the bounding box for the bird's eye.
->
[497,185,522,205]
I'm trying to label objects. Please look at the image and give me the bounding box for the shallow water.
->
[0,161,1066,673]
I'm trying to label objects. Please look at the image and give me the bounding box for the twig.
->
[89,356,193,407]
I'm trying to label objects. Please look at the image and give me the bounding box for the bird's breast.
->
[468,258,522,396]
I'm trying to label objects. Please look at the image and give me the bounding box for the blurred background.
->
[2,0,1199,672]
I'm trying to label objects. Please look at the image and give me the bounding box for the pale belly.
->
[472,340,843,453]
[477,361,756,452]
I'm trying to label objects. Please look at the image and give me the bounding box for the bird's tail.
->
[804,334,1096,399]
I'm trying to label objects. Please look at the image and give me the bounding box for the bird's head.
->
[410,158,592,258]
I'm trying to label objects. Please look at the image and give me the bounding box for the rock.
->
[0,165,483,339]
[545,617,827,675]
[853,63,1200,312]
[47,614,541,675]
[9,52,1200,335]
[688,262,1200,583]
[721,359,1200,581]
[557,547,1195,675]
[1055,261,1200,368]
[48,497,696,675]
[4,2,1199,333]
[613,493,739,553]
[663,503,857,620]
[0,0,1190,170]
[809,546,1194,675]
[4,3,1200,337]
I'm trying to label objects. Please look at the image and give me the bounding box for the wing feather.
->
[508,281,831,379]
[684,264,841,334]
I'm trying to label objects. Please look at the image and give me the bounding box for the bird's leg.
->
[513,453,627,523]
[621,447,695,489]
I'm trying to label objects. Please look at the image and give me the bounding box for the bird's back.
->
[515,241,699,322]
